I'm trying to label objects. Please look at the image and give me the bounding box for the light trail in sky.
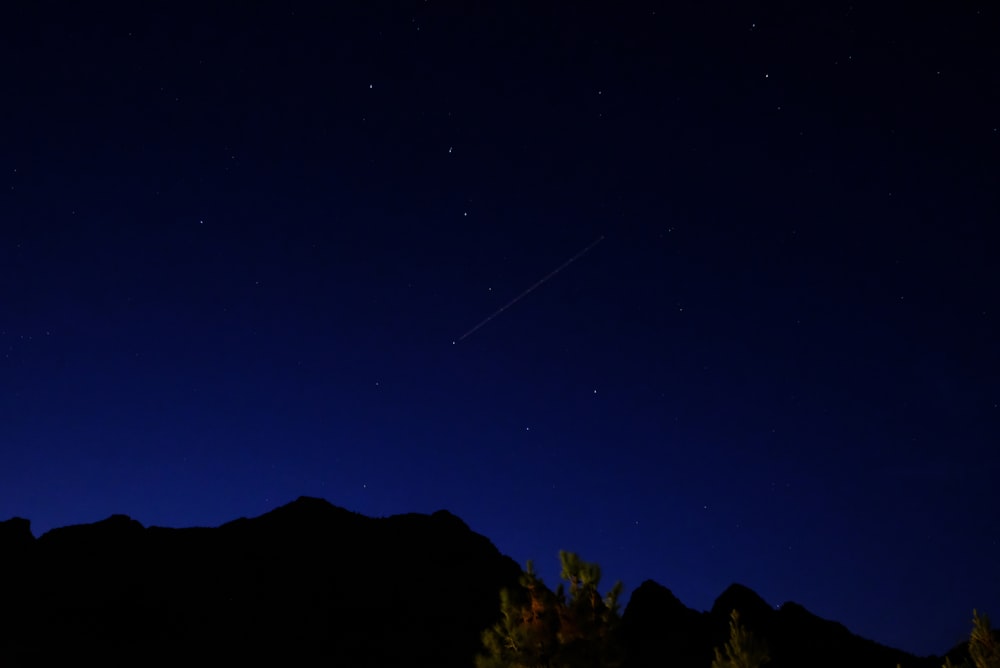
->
[454,235,605,343]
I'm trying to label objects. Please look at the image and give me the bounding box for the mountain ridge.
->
[0,497,951,667]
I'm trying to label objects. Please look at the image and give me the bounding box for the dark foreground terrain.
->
[0,497,954,666]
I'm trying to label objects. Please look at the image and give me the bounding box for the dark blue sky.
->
[2,2,998,656]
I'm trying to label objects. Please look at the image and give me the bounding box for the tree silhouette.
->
[711,609,770,668]
[946,611,1000,668]
[476,551,623,668]
[969,611,1000,668]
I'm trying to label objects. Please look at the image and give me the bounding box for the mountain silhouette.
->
[0,498,947,666]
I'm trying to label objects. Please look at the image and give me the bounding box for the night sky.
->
[2,3,998,657]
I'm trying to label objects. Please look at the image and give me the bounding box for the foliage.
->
[477,560,559,668]
[476,551,623,668]
[711,609,770,668]
[969,611,1000,668]
[941,610,999,668]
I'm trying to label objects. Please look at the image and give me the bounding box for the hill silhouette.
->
[0,498,947,666]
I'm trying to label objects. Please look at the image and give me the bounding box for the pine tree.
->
[554,550,624,668]
[477,560,560,668]
[968,610,1000,668]
[711,609,770,668]
[942,610,999,668]
[476,552,623,668]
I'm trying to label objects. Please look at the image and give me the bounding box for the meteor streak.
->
[455,235,605,343]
